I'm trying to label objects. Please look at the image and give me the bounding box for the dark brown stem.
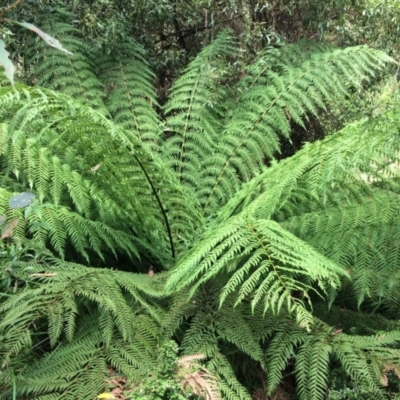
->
[132,154,176,259]
[0,0,23,19]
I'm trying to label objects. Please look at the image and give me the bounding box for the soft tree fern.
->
[1,12,400,400]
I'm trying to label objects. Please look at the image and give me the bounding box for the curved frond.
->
[215,107,400,226]
[200,46,393,215]
[95,40,162,145]
[163,30,235,193]
[0,256,163,370]
[10,316,157,399]
[166,216,347,330]
[23,8,106,111]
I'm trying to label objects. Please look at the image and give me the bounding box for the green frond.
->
[95,40,162,145]
[264,313,307,393]
[10,315,157,399]
[259,313,400,400]
[281,190,400,309]
[313,304,399,334]
[331,336,384,398]
[23,9,106,111]
[200,46,393,215]
[162,30,235,195]
[214,107,400,227]
[294,329,332,400]
[0,257,163,375]
[255,109,400,313]
[216,301,265,363]
[240,41,335,87]
[173,280,264,374]
[208,353,252,400]
[166,216,347,330]
[162,286,198,338]
[0,83,203,264]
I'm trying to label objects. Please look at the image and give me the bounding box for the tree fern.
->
[1,21,400,400]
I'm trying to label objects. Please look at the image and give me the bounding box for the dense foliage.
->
[1,1,400,400]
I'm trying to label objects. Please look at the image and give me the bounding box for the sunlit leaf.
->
[90,163,102,173]
[0,38,15,86]
[14,21,73,55]
[97,393,116,400]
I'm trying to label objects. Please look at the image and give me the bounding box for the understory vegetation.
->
[1,1,400,399]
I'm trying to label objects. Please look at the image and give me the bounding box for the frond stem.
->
[132,154,175,259]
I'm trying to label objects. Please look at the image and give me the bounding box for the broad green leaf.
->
[0,38,15,86]
[14,21,73,55]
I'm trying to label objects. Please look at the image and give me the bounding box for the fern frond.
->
[260,312,400,400]
[208,353,252,400]
[162,30,235,194]
[162,286,198,339]
[170,278,265,383]
[23,8,106,111]
[281,189,400,309]
[0,83,203,264]
[95,40,162,145]
[166,216,347,330]
[240,41,335,88]
[200,46,393,215]
[9,315,157,399]
[0,257,163,369]
[313,304,399,334]
[214,106,400,228]
[265,315,307,393]
[294,329,332,400]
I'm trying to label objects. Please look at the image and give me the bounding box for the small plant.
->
[128,341,218,400]
[327,387,385,400]
[327,368,400,400]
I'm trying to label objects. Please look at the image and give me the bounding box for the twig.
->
[155,14,245,44]
[0,0,23,19]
